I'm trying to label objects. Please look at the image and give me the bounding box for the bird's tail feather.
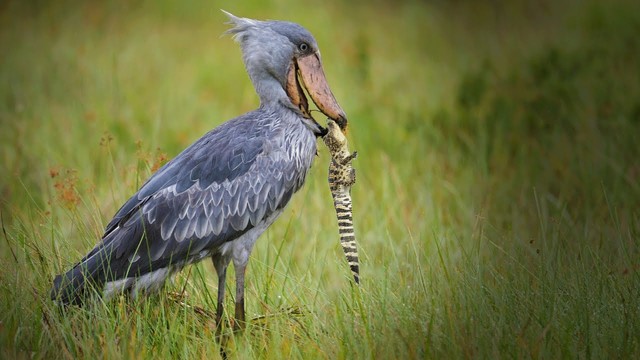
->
[51,267,90,306]
[50,249,113,306]
[51,261,110,306]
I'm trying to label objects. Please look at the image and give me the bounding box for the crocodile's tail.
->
[332,190,359,284]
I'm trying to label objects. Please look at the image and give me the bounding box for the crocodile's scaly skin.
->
[322,120,359,284]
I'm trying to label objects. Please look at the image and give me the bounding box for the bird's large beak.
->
[286,52,348,130]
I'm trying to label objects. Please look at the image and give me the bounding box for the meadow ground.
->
[1,0,639,358]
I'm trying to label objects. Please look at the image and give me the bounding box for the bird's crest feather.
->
[221,10,260,42]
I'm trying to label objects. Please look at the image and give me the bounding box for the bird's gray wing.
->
[76,113,305,282]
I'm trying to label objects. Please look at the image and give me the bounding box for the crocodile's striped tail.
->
[331,189,360,284]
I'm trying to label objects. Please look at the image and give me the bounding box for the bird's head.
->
[223,10,347,130]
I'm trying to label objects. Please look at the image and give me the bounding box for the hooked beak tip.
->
[335,113,348,131]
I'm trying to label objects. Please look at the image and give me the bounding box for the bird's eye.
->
[299,43,309,52]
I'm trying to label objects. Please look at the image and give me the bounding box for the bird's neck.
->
[253,76,289,108]
[251,73,302,118]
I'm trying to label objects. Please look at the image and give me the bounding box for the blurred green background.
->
[1,0,639,358]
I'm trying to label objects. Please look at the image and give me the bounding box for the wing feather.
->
[195,211,208,238]
[211,207,225,235]
[160,209,179,240]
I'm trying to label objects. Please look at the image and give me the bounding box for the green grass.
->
[1,0,639,358]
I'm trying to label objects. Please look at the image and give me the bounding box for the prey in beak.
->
[286,52,348,131]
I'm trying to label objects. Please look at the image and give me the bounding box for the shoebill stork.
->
[50,11,348,327]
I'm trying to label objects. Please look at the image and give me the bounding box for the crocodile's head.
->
[323,119,347,150]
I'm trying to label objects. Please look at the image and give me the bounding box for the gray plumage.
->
[51,11,347,321]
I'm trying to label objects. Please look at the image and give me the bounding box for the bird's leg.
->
[215,268,227,327]
[212,255,230,331]
[233,262,247,331]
